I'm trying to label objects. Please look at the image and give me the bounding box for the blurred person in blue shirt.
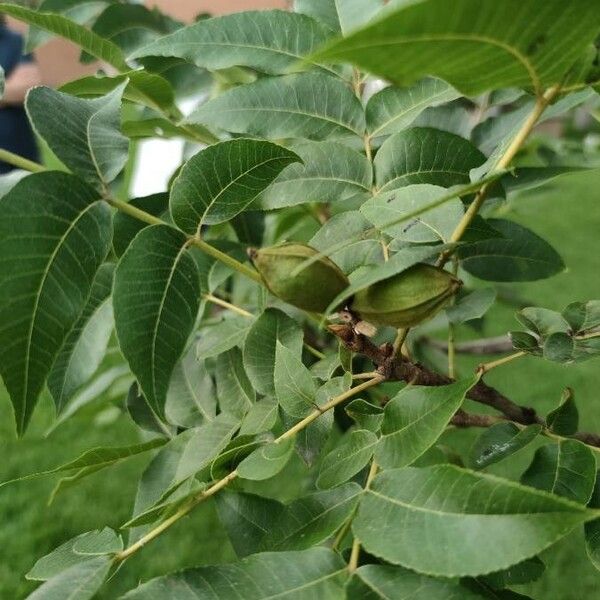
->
[0,15,41,173]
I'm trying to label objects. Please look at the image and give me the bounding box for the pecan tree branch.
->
[329,324,600,448]
[423,335,514,355]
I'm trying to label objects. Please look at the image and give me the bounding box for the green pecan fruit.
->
[251,243,349,312]
[351,263,461,328]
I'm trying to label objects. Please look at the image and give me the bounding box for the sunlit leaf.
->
[353,465,592,577]
[130,10,337,76]
[309,0,600,95]
[376,379,475,469]
[170,139,299,233]
[374,128,485,191]
[122,548,346,599]
[186,72,366,141]
[521,440,596,504]
[367,78,460,137]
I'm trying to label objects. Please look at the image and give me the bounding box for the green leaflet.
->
[274,342,317,418]
[0,2,128,70]
[215,491,284,558]
[562,300,600,334]
[468,423,541,470]
[0,172,111,435]
[446,288,497,324]
[25,0,110,52]
[165,346,217,428]
[170,139,300,233]
[521,440,597,504]
[122,548,347,599]
[459,219,565,282]
[216,484,361,556]
[216,347,255,418]
[254,140,372,210]
[243,308,304,396]
[374,127,485,191]
[1,438,166,490]
[26,84,129,187]
[112,193,169,258]
[295,0,385,35]
[237,437,295,481]
[260,483,362,551]
[131,10,337,76]
[186,72,366,141]
[113,224,200,418]
[27,529,118,582]
[196,315,255,360]
[239,397,279,437]
[348,564,487,599]
[309,0,600,95]
[60,70,176,114]
[376,379,476,469]
[353,465,593,577]
[47,263,114,412]
[317,429,378,489]
[345,399,384,432]
[71,527,122,555]
[27,556,112,600]
[87,3,179,59]
[132,413,240,518]
[546,389,579,436]
[361,185,464,244]
[585,473,600,571]
[366,78,460,137]
[309,211,381,275]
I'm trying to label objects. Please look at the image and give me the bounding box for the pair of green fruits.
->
[251,243,461,329]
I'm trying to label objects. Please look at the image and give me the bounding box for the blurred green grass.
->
[1,169,599,598]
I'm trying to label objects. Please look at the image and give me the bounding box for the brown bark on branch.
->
[329,324,600,448]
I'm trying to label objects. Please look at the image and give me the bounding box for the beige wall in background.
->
[7,0,288,86]
[148,0,287,22]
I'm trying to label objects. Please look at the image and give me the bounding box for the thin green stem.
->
[204,294,253,318]
[304,343,326,360]
[204,292,324,358]
[578,330,600,341]
[193,237,262,283]
[105,197,163,226]
[447,257,459,378]
[105,197,262,283]
[113,375,383,563]
[114,470,238,562]
[353,371,380,380]
[438,84,561,267]
[348,460,379,572]
[275,376,383,443]
[448,325,456,379]
[477,351,527,375]
[392,328,409,359]
[0,148,47,173]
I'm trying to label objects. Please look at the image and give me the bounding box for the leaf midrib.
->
[150,241,189,409]
[327,33,540,92]
[369,86,456,137]
[197,154,293,232]
[22,201,101,432]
